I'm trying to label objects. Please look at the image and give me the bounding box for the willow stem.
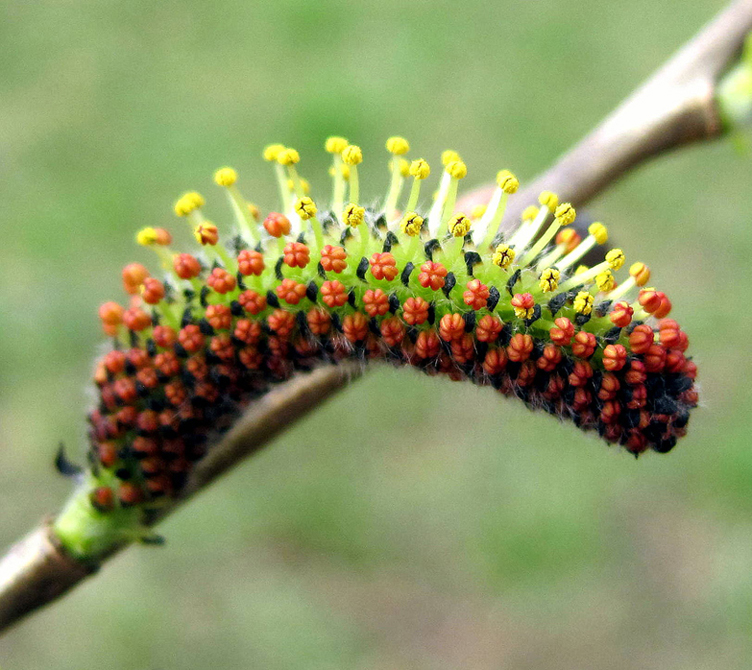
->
[2,0,752,637]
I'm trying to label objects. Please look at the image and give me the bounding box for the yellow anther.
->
[287,178,311,194]
[522,205,539,222]
[554,203,576,225]
[277,148,300,166]
[445,160,467,179]
[173,199,188,218]
[325,136,349,154]
[588,222,608,245]
[136,227,159,246]
[247,202,260,220]
[539,268,560,293]
[193,221,218,246]
[539,191,559,210]
[187,192,204,208]
[401,212,424,237]
[343,202,365,227]
[605,248,625,270]
[471,204,487,219]
[513,303,535,320]
[263,144,285,162]
[214,167,237,187]
[441,150,461,166]
[409,158,431,179]
[386,136,410,155]
[342,144,363,165]
[629,262,651,286]
[295,196,317,220]
[574,265,589,275]
[595,269,615,292]
[448,213,471,237]
[573,291,594,315]
[174,191,204,217]
[492,244,516,269]
[496,170,519,194]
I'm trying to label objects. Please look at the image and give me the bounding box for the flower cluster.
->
[89,137,698,511]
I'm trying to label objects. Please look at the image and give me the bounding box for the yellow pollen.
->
[588,222,608,245]
[492,244,516,269]
[573,291,594,315]
[539,191,559,210]
[605,248,625,270]
[386,136,410,155]
[213,167,237,187]
[441,150,461,166]
[397,158,410,177]
[409,159,430,179]
[448,214,471,237]
[263,144,285,162]
[554,203,576,225]
[342,145,363,165]
[496,170,519,194]
[595,269,615,292]
[174,192,204,217]
[401,212,424,237]
[325,136,349,154]
[188,192,204,208]
[295,197,317,220]
[513,301,535,320]
[343,202,365,227]
[539,268,560,292]
[574,264,589,275]
[522,205,539,222]
[471,204,487,219]
[629,262,651,286]
[445,160,467,179]
[136,227,159,246]
[193,222,218,246]
[277,148,300,166]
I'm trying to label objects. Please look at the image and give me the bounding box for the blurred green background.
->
[1,0,751,667]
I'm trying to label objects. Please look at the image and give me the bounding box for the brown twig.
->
[1,0,751,637]
[457,0,752,231]
[0,363,361,632]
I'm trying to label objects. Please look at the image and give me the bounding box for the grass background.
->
[1,0,751,667]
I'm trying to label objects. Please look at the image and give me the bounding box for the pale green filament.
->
[225,185,259,242]
[479,189,509,251]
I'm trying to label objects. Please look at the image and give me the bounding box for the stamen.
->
[507,191,559,253]
[384,137,410,219]
[135,227,175,271]
[397,159,431,230]
[263,144,292,214]
[399,211,424,261]
[427,151,461,236]
[608,262,650,300]
[536,227,580,269]
[326,137,349,218]
[294,197,323,249]
[520,202,575,266]
[213,168,258,242]
[557,222,609,270]
[342,145,363,204]
[443,213,471,261]
[477,170,519,250]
